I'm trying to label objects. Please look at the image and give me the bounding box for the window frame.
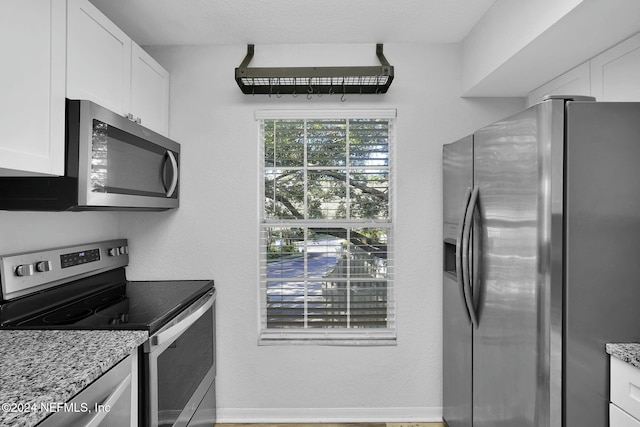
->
[256,109,397,346]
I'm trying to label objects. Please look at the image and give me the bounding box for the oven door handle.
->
[150,290,215,348]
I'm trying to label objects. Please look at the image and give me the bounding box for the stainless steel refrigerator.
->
[442,96,640,427]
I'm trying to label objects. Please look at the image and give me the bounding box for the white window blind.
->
[257,110,396,345]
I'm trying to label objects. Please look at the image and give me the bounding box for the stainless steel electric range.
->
[0,239,216,427]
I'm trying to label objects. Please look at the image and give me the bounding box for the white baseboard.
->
[216,406,442,423]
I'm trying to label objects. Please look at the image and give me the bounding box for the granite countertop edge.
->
[606,343,640,369]
[0,329,148,427]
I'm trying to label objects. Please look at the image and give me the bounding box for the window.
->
[257,109,396,344]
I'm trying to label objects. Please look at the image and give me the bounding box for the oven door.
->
[144,290,216,427]
[71,99,180,210]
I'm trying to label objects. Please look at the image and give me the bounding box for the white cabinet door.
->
[131,44,170,136]
[67,0,170,136]
[527,62,591,107]
[38,352,138,427]
[611,356,640,421]
[611,404,640,427]
[67,0,132,117]
[0,0,66,176]
[591,32,640,101]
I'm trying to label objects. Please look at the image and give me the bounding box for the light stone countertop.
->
[0,329,148,427]
[606,343,640,369]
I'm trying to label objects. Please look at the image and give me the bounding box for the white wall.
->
[115,43,524,422]
[462,0,583,95]
[462,0,640,96]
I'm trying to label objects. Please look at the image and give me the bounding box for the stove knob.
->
[35,260,52,273]
[108,247,120,256]
[15,264,34,277]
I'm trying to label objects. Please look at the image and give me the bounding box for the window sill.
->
[258,329,397,346]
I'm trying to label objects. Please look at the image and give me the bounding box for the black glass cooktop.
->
[0,268,214,335]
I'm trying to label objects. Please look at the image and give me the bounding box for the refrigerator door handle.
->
[462,185,480,328]
[456,187,473,324]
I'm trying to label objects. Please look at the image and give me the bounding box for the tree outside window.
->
[259,113,395,343]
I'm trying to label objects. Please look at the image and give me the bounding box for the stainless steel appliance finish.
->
[0,99,180,211]
[471,100,563,427]
[442,135,473,427]
[145,289,216,427]
[0,240,215,427]
[442,98,640,427]
[563,101,640,426]
[72,99,180,210]
[0,239,128,301]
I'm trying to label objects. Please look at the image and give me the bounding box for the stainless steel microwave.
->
[0,99,180,211]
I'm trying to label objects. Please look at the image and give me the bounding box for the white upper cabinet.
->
[527,62,591,107]
[591,32,640,102]
[528,32,640,106]
[67,0,131,118]
[0,0,66,176]
[130,44,170,136]
[67,0,170,136]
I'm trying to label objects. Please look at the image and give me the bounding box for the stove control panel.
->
[0,239,129,301]
[60,248,101,269]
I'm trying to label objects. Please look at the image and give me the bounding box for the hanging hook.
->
[268,79,273,98]
[307,78,313,100]
[341,78,347,102]
[276,78,282,98]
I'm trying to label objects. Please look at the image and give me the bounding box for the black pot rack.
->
[234,44,394,97]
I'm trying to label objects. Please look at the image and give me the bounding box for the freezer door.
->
[472,100,564,427]
[442,135,473,427]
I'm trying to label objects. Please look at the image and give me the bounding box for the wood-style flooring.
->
[215,423,445,427]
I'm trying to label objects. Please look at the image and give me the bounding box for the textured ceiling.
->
[89,0,496,46]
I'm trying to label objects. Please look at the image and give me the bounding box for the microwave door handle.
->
[151,291,214,347]
[163,151,179,197]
